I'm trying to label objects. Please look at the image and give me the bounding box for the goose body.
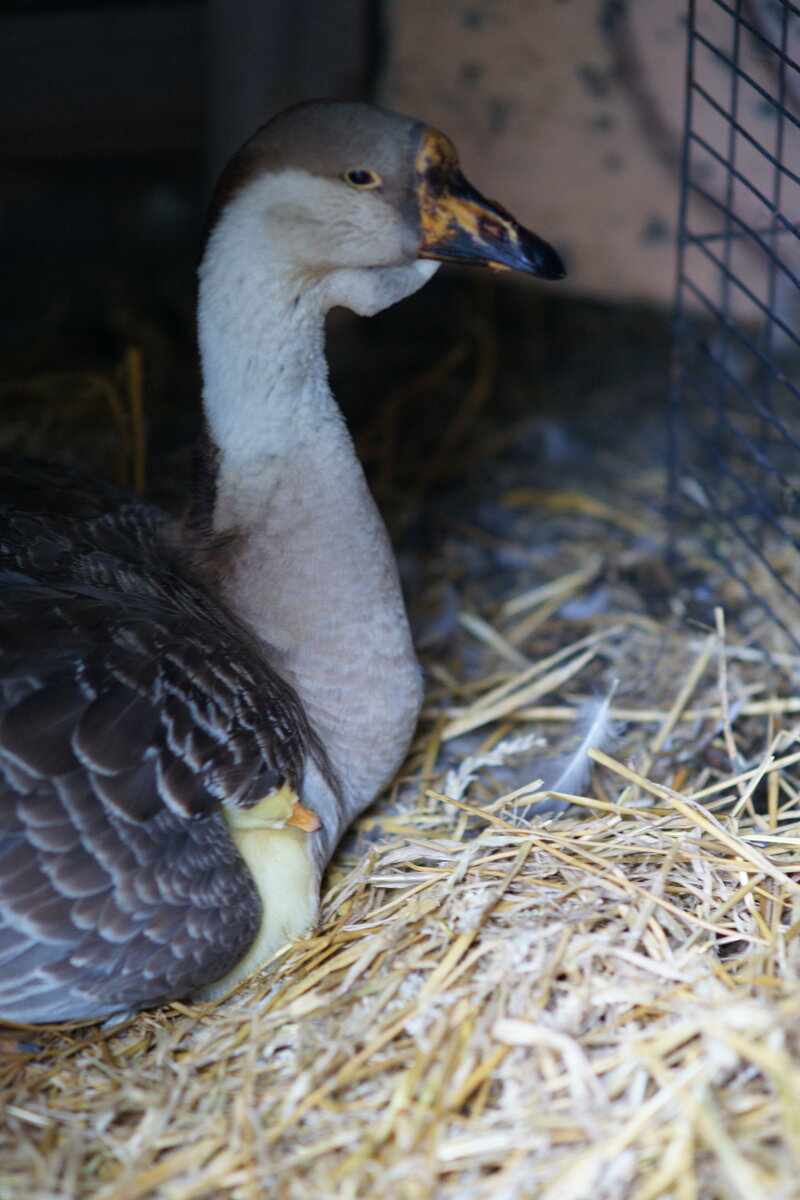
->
[0,100,564,1023]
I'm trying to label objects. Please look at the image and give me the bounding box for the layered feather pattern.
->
[0,458,320,1021]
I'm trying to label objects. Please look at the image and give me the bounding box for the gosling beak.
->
[416,129,565,281]
[286,799,321,832]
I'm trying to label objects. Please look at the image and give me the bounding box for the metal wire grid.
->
[671,0,800,654]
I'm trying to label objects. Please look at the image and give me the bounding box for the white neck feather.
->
[196,173,438,854]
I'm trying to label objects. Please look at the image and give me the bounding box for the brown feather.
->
[0,457,322,1021]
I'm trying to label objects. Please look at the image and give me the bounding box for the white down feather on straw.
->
[444,682,620,816]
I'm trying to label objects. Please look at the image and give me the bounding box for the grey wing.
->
[0,780,259,1022]
[0,458,318,1023]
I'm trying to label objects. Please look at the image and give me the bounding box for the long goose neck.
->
[200,279,333,475]
[196,243,423,832]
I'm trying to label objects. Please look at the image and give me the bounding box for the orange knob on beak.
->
[415,129,565,281]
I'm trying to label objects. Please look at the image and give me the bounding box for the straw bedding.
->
[2,301,800,1199]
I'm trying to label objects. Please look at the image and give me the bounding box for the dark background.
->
[0,0,669,524]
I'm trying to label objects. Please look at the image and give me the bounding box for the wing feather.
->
[0,458,325,1022]
[75,683,161,773]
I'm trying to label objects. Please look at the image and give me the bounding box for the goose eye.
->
[343,168,382,190]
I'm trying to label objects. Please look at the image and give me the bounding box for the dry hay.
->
[2,307,800,1199]
[2,477,800,1200]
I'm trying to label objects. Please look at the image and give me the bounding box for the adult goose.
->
[0,100,564,1023]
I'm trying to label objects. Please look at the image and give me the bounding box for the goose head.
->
[201,99,565,320]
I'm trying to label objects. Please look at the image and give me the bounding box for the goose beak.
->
[416,129,565,281]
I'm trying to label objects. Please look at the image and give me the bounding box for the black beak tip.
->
[521,231,566,281]
[540,253,567,282]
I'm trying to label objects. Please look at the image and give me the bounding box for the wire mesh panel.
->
[671,0,800,654]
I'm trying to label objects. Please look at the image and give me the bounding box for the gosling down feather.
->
[0,100,564,1023]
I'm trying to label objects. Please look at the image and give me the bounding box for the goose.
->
[0,99,564,1024]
